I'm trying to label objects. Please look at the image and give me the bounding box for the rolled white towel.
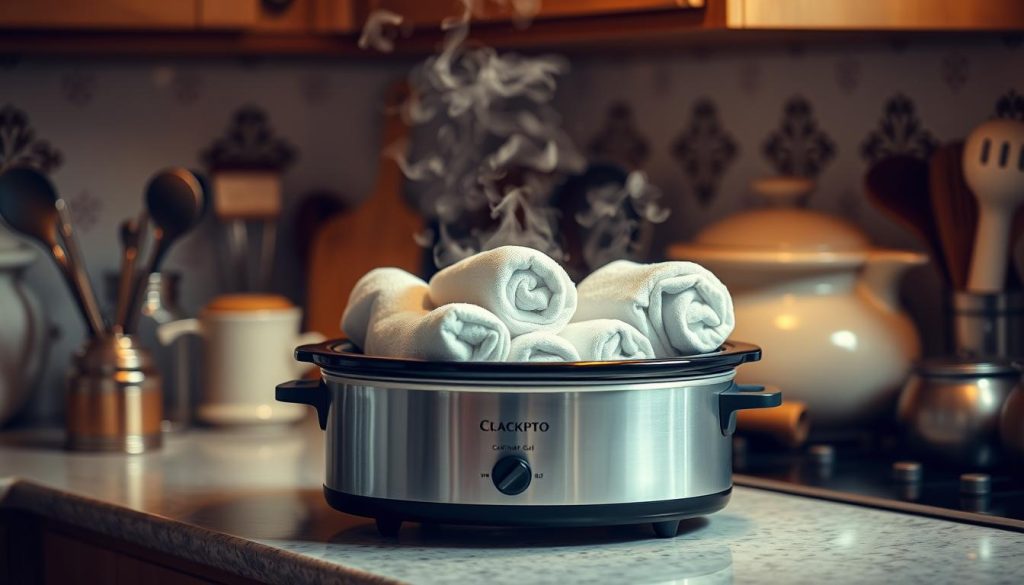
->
[508,331,581,363]
[341,267,511,361]
[428,245,577,336]
[559,319,654,361]
[573,260,734,357]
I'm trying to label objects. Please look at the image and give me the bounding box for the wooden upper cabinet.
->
[0,0,198,30]
[0,0,351,32]
[726,0,1024,30]
[357,0,704,30]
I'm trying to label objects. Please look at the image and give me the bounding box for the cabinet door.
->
[0,0,197,29]
[314,0,358,32]
[359,0,703,30]
[725,0,1024,29]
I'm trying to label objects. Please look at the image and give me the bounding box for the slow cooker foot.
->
[651,520,680,538]
[375,517,402,537]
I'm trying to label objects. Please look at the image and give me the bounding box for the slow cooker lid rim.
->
[296,339,762,383]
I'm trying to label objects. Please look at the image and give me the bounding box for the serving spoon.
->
[123,169,205,334]
[0,166,106,337]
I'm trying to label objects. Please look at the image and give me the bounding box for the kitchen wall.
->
[2,34,1021,423]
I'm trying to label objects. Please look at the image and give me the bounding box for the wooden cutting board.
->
[305,81,424,338]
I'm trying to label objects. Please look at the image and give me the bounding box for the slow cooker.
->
[277,339,779,538]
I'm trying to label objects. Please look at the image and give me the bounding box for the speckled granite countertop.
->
[1,420,1022,585]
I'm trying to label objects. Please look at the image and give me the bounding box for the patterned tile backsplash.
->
[1,35,1022,423]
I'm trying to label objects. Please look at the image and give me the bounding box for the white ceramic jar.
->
[0,231,47,427]
[669,177,926,429]
[158,294,325,426]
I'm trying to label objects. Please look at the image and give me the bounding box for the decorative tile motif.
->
[66,189,101,233]
[762,96,835,178]
[940,53,969,93]
[671,99,738,206]
[838,188,861,221]
[587,102,649,170]
[889,38,911,53]
[173,72,203,106]
[835,57,861,95]
[300,73,332,106]
[201,105,297,171]
[860,94,938,164]
[690,46,713,61]
[0,104,63,174]
[995,89,1024,120]
[738,60,760,95]
[61,71,96,107]
[650,62,672,96]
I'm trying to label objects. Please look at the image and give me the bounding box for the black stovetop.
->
[732,437,1024,532]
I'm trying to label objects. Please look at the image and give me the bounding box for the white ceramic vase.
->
[670,177,926,429]
[0,231,48,427]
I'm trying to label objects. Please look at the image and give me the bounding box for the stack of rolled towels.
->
[340,245,735,362]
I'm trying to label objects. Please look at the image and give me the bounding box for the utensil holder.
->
[950,291,1024,360]
[66,334,162,453]
[105,270,192,432]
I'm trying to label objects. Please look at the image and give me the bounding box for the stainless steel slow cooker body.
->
[278,340,779,538]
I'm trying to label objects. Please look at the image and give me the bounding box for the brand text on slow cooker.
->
[479,420,550,432]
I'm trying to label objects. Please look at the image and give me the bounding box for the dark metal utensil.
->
[114,211,148,331]
[124,169,205,334]
[0,166,105,337]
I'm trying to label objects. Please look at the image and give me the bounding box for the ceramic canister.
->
[158,294,325,426]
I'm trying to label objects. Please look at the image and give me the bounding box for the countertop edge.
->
[0,476,404,585]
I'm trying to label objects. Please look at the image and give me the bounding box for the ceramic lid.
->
[205,293,294,313]
[670,176,873,266]
[699,176,870,252]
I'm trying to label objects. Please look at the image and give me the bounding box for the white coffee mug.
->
[158,294,325,426]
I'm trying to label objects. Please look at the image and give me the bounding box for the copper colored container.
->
[66,335,162,453]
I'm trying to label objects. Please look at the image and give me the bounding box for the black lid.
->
[295,339,761,384]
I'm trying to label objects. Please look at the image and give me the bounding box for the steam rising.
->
[357,10,406,52]
[361,0,668,269]
[575,171,670,270]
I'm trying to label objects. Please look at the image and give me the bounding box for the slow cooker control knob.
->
[491,456,532,495]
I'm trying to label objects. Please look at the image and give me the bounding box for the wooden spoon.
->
[865,155,949,284]
[929,142,976,290]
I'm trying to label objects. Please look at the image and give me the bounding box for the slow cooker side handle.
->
[276,379,330,430]
[719,383,782,436]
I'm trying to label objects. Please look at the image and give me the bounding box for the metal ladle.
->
[0,166,106,337]
[123,169,205,334]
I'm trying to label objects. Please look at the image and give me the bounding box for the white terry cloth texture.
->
[428,245,578,336]
[558,319,655,361]
[341,267,511,361]
[573,259,735,357]
[507,331,581,363]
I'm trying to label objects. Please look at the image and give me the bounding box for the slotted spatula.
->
[963,118,1024,292]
